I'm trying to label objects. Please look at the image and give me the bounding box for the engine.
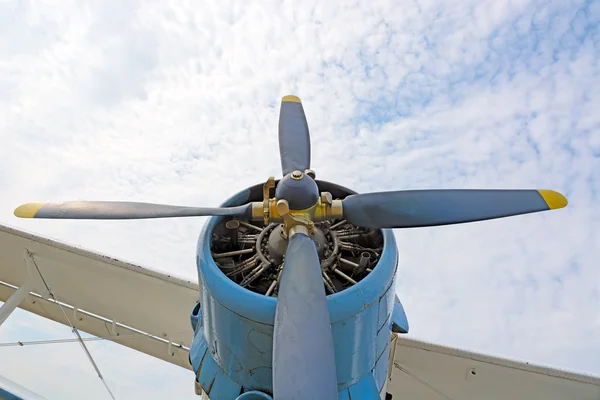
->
[189,180,408,399]
[210,212,383,297]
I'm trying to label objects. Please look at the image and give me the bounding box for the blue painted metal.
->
[278,98,311,176]
[274,173,319,210]
[347,374,381,399]
[0,375,47,400]
[30,201,252,220]
[189,299,243,398]
[191,181,402,399]
[342,189,554,228]
[374,338,391,393]
[391,295,409,334]
[190,301,201,333]
[235,391,273,400]
[272,233,337,399]
[337,388,351,400]
[0,388,22,400]
[337,375,381,399]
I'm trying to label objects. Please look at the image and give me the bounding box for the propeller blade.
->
[273,232,337,400]
[278,95,311,176]
[14,201,252,220]
[342,189,567,229]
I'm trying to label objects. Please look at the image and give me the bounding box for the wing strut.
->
[22,250,117,400]
[0,251,40,327]
[0,281,32,327]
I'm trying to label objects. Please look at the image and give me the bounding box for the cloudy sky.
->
[0,0,599,398]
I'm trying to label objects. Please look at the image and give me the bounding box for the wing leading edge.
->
[0,223,198,370]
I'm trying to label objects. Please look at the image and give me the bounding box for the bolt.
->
[304,169,316,179]
[291,170,303,180]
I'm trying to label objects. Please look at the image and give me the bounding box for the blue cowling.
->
[189,181,408,399]
[236,391,273,400]
[0,375,48,400]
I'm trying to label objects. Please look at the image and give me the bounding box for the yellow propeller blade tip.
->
[538,190,568,210]
[14,202,45,218]
[282,95,301,103]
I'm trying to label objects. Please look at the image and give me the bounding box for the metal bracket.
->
[276,199,314,237]
[252,176,344,226]
[262,176,276,225]
[73,307,84,322]
[110,319,118,336]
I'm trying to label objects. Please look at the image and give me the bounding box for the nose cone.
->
[275,171,319,210]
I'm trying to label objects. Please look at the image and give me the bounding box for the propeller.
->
[14,95,569,399]
[13,201,252,220]
[341,189,568,229]
[278,95,311,176]
[272,231,337,400]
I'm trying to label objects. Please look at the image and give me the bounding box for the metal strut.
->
[2,250,117,399]
[0,281,32,327]
[0,250,44,328]
[28,250,116,399]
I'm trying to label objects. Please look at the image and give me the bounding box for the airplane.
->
[1,95,599,399]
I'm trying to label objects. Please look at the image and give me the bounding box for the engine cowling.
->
[189,180,408,399]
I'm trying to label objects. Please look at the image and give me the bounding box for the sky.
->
[0,0,599,398]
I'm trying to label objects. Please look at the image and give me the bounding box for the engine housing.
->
[189,180,407,399]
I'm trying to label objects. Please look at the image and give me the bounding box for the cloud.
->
[0,0,598,398]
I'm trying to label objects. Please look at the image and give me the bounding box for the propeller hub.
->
[267,224,327,265]
[275,172,319,210]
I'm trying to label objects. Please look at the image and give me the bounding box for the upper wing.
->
[387,334,600,399]
[0,223,198,370]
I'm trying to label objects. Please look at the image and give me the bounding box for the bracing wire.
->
[395,362,455,400]
[26,251,116,400]
[0,336,135,347]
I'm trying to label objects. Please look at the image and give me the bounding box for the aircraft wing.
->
[387,333,600,399]
[0,223,198,370]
